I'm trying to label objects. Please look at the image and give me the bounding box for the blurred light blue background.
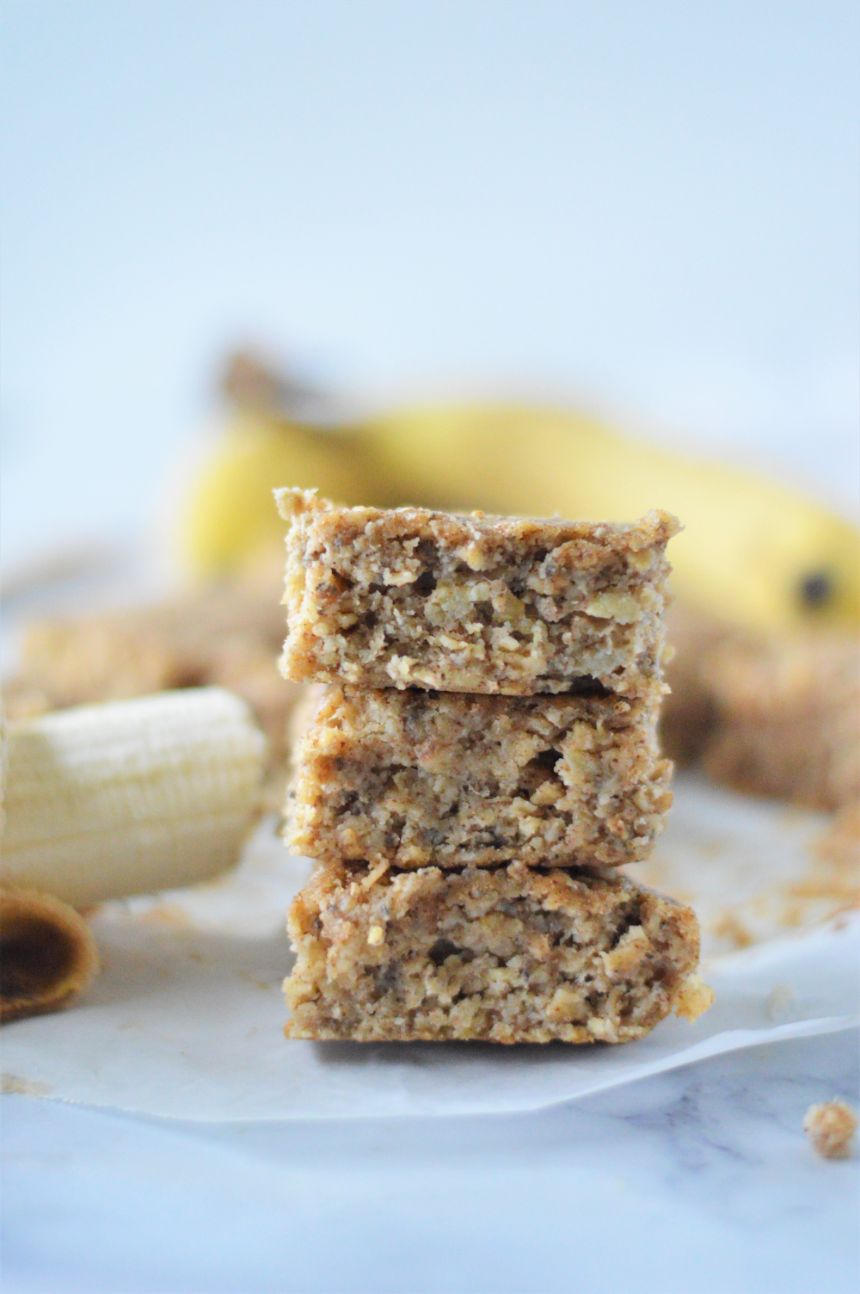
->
[2,0,858,566]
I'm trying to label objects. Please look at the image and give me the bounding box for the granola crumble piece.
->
[804,1100,857,1159]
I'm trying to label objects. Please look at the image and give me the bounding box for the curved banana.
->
[180,413,381,577]
[178,389,860,633]
[365,403,860,631]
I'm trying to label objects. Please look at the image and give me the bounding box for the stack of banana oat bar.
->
[276,488,711,1044]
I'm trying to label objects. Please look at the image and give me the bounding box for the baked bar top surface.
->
[285,860,707,1044]
[276,489,678,696]
[275,487,679,562]
[287,686,672,869]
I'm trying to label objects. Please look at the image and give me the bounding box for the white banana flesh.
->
[0,688,266,907]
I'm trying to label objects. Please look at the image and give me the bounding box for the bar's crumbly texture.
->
[285,861,709,1044]
[287,686,672,869]
[17,577,286,713]
[701,634,860,812]
[276,489,678,697]
[4,567,299,805]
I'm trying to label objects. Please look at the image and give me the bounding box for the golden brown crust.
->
[287,686,672,869]
[277,489,677,698]
[285,861,704,1044]
[275,488,680,562]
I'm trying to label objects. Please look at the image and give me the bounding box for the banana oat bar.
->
[276,489,678,697]
[287,686,672,869]
[701,634,860,811]
[6,574,298,802]
[285,860,709,1043]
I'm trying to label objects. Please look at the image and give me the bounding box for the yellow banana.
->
[364,403,860,631]
[180,412,380,576]
[178,384,860,633]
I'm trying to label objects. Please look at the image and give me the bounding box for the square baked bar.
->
[285,861,709,1044]
[13,579,294,758]
[287,686,672,869]
[701,634,860,812]
[276,489,678,697]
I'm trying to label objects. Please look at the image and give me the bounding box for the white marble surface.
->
[2,1030,857,1294]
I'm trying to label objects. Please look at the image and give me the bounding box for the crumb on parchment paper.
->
[804,1100,857,1160]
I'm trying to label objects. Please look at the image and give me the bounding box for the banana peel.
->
[178,381,860,634]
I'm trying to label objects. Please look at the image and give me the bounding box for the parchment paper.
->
[2,776,857,1122]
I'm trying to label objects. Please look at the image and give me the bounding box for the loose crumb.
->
[804,1099,857,1159]
[711,909,753,949]
[673,974,714,1022]
[765,984,796,1021]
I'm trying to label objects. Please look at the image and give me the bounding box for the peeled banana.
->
[178,368,860,634]
[0,688,266,907]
